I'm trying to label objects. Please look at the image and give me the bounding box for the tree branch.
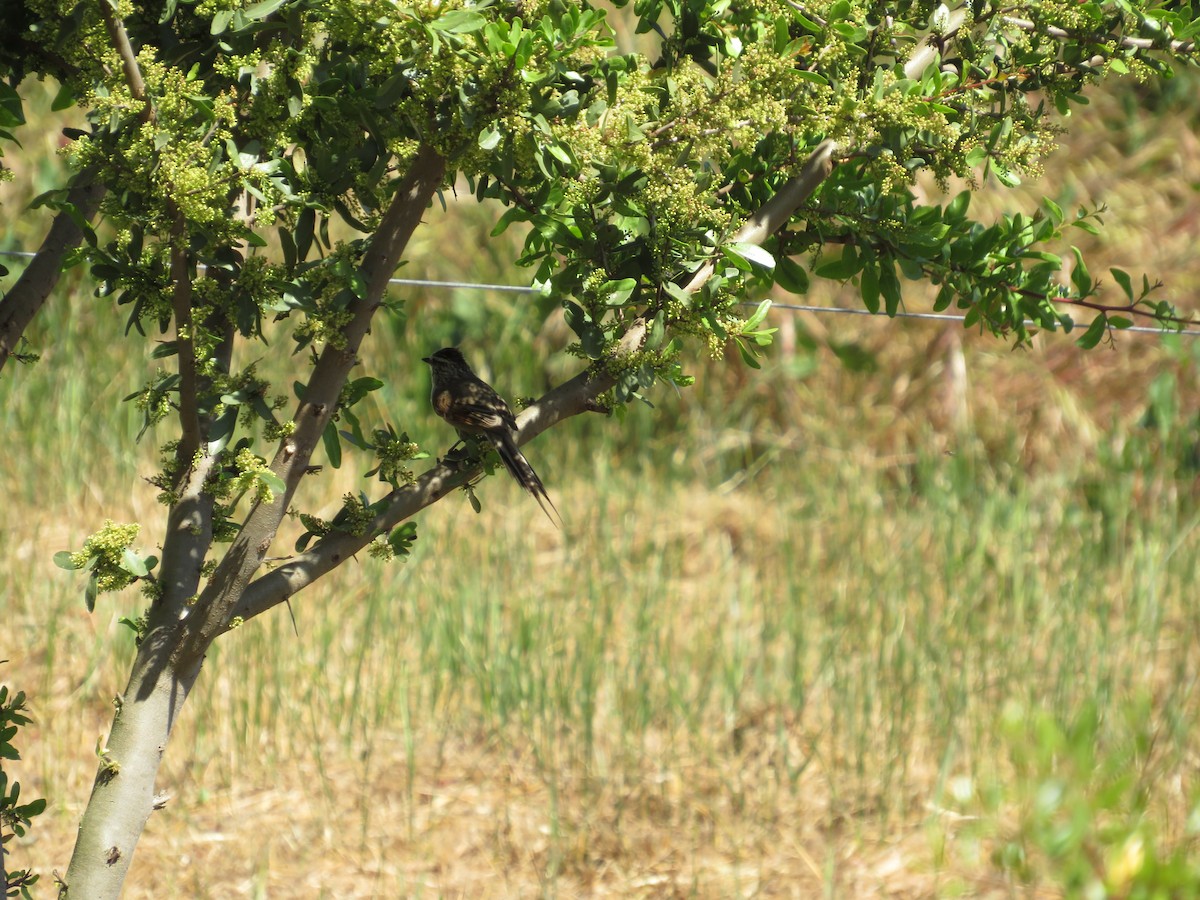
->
[1001,15,1197,55]
[100,2,209,457]
[904,8,969,80]
[188,143,447,652]
[169,212,203,457]
[903,6,1197,86]
[99,0,151,121]
[0,173,105,375]
[226,140,841,627]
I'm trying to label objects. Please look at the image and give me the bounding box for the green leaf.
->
[51,83,76,112]
[828,0,852,20]
[295,208,316,260]
[85,574,99,613]
[735,337,761,369]
[1076,314,1107,349]
[992,163,1021,187]
[600,277,637,306]
[664,281,693,306]
[792,70,828,85]
[860,262,880,314]
[258,470,287,498]
[375,71,411,109]
[207,408,238,455]
[1070,247,1092,295]
[933,285,953,312]
[815,247,863,281]
[742,299,772,332]
[322,421,343,469]
[701,310,727,339]
[345,376,385,400]
[1110,267,1133,303]
[563,300,605,358]
[279,227,296,271]
[53,550,77,570]
[119,548,149,578]
[243,0,284,21]
[832,21,867,41]
[432,10,487,33]
[647,309,666,348]
[388,522,418,559]
[242,228,268,248]
[880,261,901,317]
[211,9,234,34]
[478,124,501,150]
[726,242,775,270]
[944,191,971,223]
[775,256,810,294]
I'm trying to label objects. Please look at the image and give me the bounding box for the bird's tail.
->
[493,434,562,527]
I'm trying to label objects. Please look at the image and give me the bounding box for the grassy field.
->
[3,74,1200,898]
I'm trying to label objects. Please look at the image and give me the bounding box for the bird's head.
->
[421,347,470,371]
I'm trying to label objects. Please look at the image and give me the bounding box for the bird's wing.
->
[443,401,512,432]
[441,381,518,432]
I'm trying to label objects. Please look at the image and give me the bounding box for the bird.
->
[422,347,561,526]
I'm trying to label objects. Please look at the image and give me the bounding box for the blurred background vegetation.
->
[2,50,1199,898]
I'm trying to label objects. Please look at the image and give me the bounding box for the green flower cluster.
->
[68,521,142,594]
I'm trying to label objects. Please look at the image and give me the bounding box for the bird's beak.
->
[421,356,432,364]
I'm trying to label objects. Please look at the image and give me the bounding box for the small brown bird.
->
[422,347,560,526]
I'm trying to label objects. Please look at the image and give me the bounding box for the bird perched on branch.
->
[422,347,561,526]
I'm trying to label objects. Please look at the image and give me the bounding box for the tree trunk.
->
[60,638,203,898]
[58,143,448,898]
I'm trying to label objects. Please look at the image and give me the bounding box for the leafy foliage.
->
[53,521,158,612]
[0,682,46,899]
[948,699,1200,895]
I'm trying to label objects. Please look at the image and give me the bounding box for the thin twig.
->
[99,1,152,124]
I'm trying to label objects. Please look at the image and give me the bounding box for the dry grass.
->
[10,450,1200,897]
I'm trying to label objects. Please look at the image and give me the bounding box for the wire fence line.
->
[2,248,1197,337]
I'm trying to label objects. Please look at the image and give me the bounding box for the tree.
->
[0,0,1195,895]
